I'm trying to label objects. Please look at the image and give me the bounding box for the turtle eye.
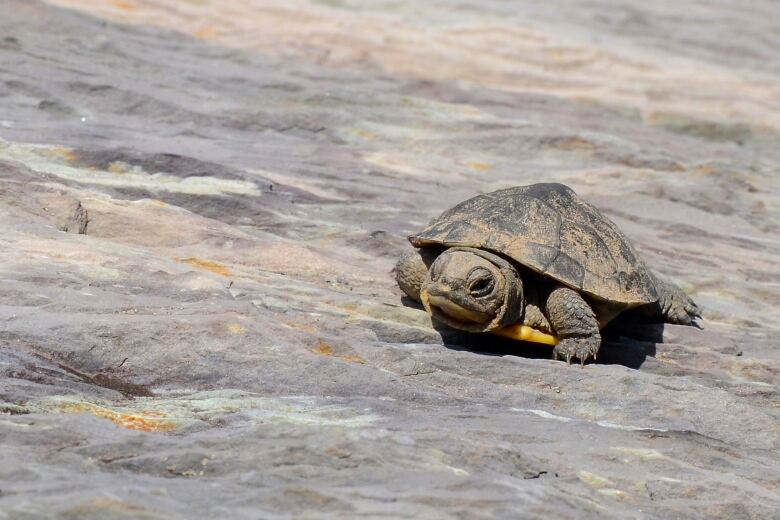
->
[468,268,495,297]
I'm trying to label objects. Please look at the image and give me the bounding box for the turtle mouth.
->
[424,292,493,327]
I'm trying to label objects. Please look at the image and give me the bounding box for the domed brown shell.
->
[409,183,658,305]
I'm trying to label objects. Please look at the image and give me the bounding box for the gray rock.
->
[1,0,778,518]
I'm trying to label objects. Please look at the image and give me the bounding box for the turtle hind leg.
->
[545,286,601,365]
[650,273,701,326]
[394,247,439,303]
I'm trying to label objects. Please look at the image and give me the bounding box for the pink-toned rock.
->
[0,1,778,518]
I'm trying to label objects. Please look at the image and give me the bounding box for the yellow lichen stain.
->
[177,257,232,277]
[150,199,168,207]
[40,146,78,164]
[107,161,131,174]
[463,161,493,172]
[576,471,635,501]
[281,318,319,335]
[340,302,358,313]
[597,488,630,500]
[611,447,666,461]
[57,402,177,432]
[654,351,678,365]
[577,470,614,489]
[312,341,365,364]
[350,128,378,141]
[215,321,248,336]
[226,323,247,334]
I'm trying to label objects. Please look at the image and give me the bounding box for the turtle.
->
[395,183,700,364]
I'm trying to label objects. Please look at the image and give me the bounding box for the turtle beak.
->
[425,281,451,298]
[423,283,492,324]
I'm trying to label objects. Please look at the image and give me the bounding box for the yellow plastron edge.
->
[491,324,558,346]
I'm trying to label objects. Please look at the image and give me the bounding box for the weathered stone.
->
[1,0,778,518]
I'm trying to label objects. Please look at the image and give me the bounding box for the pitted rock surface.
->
[1,1,779,518]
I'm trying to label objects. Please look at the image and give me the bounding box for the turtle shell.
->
[409,183,658,305]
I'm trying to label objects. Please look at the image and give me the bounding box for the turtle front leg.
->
[394,247,439,303]
[650,273,701,326]
[546,286,601,365]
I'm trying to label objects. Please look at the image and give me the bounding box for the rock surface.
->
[1,1,779,518]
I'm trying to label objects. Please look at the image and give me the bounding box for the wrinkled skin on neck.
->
[421,248,523,333]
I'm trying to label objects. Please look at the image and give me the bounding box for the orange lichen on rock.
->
[215,321,248,336]
[312,341,365,364]
[57,402,177,432]
[339,354,366,364]
[195,26,220,40]
[40,146,79,164]
[281,318,319,335]
[551,136,597,151]
[464,161,493,172]
[313,342,335,356]
[177,257,232,276]
[108,0,136,10]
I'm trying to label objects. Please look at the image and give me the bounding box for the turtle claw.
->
[656,279,701,326]
[673,299,701,326]
[552,337,600,365]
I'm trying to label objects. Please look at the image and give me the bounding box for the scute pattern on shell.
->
[409,183,658,304]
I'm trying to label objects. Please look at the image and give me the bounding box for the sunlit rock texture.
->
[1,0,779,518]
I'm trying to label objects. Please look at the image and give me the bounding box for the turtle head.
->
[421,247,523,333]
